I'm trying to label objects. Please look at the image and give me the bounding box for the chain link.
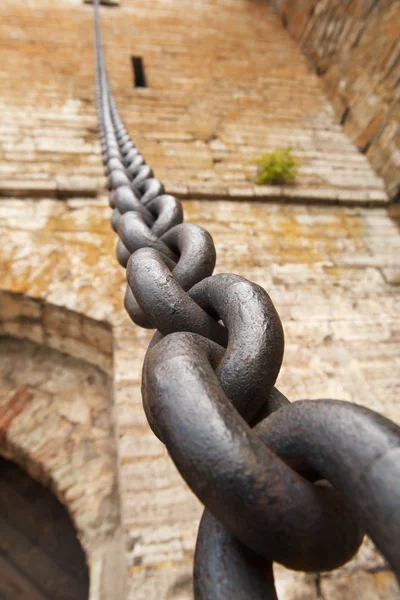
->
[93,1,400,596]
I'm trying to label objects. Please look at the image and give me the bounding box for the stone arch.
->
[0,291,126,600]
[0,454,89,599]
[0,290,113,374]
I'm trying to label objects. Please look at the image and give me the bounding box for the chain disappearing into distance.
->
[93,2,400,596]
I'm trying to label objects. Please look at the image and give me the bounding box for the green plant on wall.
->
[249,147,298,185]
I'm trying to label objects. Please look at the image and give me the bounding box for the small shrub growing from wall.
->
[250,147,298,185]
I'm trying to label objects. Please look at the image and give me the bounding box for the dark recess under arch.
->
[0,456,89,600]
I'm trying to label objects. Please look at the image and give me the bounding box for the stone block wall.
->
[269,0,400,200]
[1,0,400,598]
[0,0,388,204]
[1,195,399,599]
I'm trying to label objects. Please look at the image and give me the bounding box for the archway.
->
[0,456,89,599]
[0,327,125,600]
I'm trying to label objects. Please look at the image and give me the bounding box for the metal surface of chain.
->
[93,1,400,596]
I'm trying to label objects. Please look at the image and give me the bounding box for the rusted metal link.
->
[110,186,154,224]
[255,401,400,577]
[115,193,183,263]
[118,211,179,262]
[93,0,400,594]
[127,250,228,347]
[194,510,277,600]
[123,223,217,328]
[142,332,364,572]
[193,385,292,600]
[189,274,284,421]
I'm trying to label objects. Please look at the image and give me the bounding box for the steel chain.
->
[93,2,400,596]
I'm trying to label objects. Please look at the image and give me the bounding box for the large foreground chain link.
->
[93,2,400,596]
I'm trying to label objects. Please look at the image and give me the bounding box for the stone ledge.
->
[0,180,389,206]
[0,178,100,199]
[167,183,389,206]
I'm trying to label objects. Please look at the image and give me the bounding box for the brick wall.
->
[269,0,400,200]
